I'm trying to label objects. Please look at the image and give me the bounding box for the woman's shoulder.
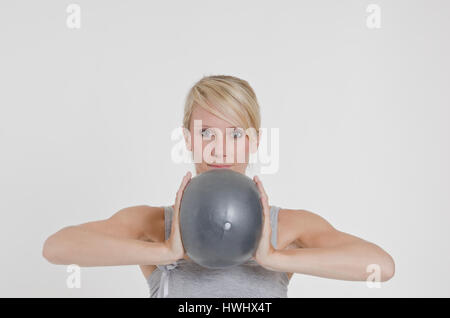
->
[278,207,320,222]
[277,207,316,248]
[120,205,166,242]
[277,207,334,249]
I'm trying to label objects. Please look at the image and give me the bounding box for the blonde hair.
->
[183,75,261,134]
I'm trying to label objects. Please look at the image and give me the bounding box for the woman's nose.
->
[211,138,233,161]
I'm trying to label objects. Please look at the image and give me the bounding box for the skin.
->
[173,105,395,283]
[182,105,255,175]
[42,104,395,292]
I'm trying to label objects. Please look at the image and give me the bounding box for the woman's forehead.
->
[190,106,236,128]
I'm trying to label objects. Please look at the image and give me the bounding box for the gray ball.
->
[180,169,263,269]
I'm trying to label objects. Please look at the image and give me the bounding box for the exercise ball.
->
[179,169,263,269]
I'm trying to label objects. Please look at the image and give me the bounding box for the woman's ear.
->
[182,126,192,152]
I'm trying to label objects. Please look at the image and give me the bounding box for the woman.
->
[42,75,395,297]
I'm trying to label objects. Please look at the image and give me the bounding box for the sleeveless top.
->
[146,205,290,298]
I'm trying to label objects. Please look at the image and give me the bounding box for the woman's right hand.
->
[165,171,192,261]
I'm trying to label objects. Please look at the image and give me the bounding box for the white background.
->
[0,0,449,297]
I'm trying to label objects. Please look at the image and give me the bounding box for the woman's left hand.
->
[252,175,277,269]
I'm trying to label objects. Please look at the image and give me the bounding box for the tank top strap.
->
[269,205,280,249]
[155,205,177,298]
[164,205,173,241]
[156,207,175,268]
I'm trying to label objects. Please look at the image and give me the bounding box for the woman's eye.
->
[231,129,243,138]
[201,128,214,138]
[201,128,243,139]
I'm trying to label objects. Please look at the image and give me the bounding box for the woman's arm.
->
[264,209,395,282]
[42,205,177,267]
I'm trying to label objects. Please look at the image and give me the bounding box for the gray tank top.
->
[146,205,289,298]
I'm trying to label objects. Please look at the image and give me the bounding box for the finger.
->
[254,175,268,201]
[178,172,191,196]
[174,172,192,213]
[253,181,271,240]
[181,171,192,191]
[254,176,269,213]
[253,176,266,199]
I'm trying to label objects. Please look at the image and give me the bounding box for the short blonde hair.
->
[183,75,261,134]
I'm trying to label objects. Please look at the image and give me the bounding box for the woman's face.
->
[184,106,259,175]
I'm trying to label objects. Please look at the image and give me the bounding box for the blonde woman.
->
[42,75,395,297]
